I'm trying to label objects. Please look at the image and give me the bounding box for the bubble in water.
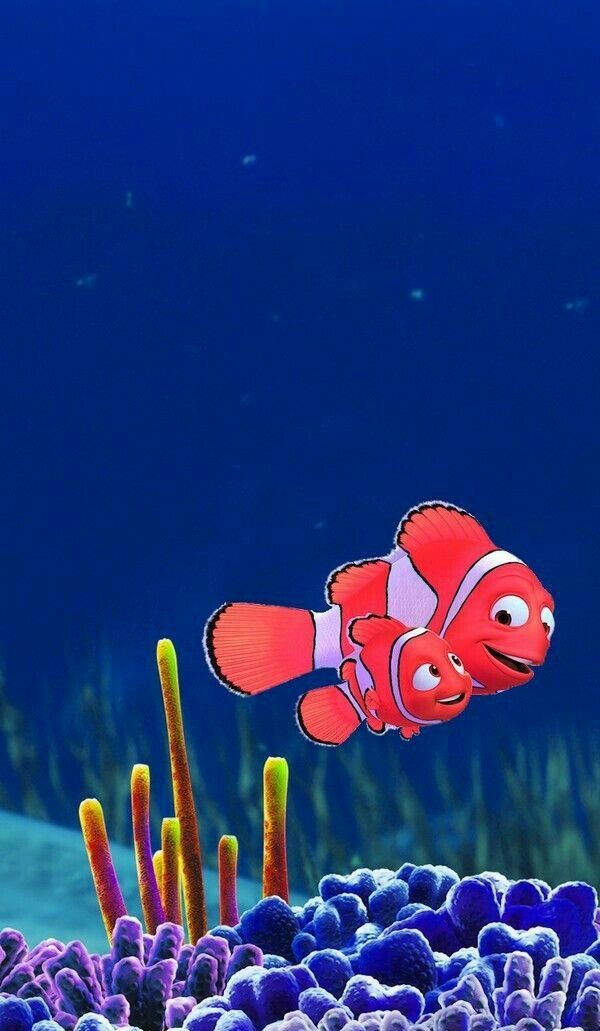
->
[564,297,590,315]
[75,273,98,289]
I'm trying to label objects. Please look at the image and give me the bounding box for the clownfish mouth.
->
[483,644,533,675]
[438,692,466,706]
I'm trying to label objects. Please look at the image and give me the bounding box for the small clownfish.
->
[296,615,472,746]
[204,500,555,701]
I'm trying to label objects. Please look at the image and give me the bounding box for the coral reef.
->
[79,798,128,939]
[218,837,240,929]
[262,759,289,904]
[1,865,599,1031]
[156,640,207,943]
[0,808,260,953]
[160,819,184,928]
[1,639,598,1031]
[74,639,291,953]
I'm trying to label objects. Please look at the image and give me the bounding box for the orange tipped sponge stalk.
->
[262,756,290,902]
[79,798,128,943]
[131,763,165,933]
[218,834,239,926]
[78,637,294,946]
[162,817,183,925]
[157,638,207,941]
[153,849,164,897]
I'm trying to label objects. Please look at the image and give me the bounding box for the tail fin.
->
[204,602,316,695]
[296,685,363,746]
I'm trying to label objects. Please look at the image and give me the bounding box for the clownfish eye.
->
[449,653,464,672]
[413,663,441,692]
[541,606,555,638]
[491,595,529,628]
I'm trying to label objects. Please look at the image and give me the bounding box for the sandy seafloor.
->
[0,809,276,954]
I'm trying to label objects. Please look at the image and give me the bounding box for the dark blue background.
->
[1,0,598,785]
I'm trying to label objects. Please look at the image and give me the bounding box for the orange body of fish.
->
[297,614,472,744]
[204,501,555,745]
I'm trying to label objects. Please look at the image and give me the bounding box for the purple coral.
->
[0,864,598,1031]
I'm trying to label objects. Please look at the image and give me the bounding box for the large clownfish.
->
[204,501,555,703]
[297,614,472,746]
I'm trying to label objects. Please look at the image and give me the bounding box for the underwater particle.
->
[78,798,128,943]
[409,288,425,301]
[75,274,98,289]
[162,818,183,926]
[241,155,257,166]
[493,114,506,129]
[125,191,134,209]
[218,836,240,928]
[263,757,290,903]
[157,639,208,942]
[131,764,166,934]
[564,297,590,315]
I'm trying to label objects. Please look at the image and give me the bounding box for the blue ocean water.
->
[0,0,598,859]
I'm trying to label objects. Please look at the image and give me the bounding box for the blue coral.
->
[0,865,598,1031]
[340,976,424,1020]
[238,901,299,963]
[477,923,560,978]
[303,952,353,999]
[367,883,409,928]
[319,872,377,906]
[353,929,436,994]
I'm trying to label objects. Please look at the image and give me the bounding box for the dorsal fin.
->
[348,614,408,647]
[396,501,494,553]
[326,559,389,607]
